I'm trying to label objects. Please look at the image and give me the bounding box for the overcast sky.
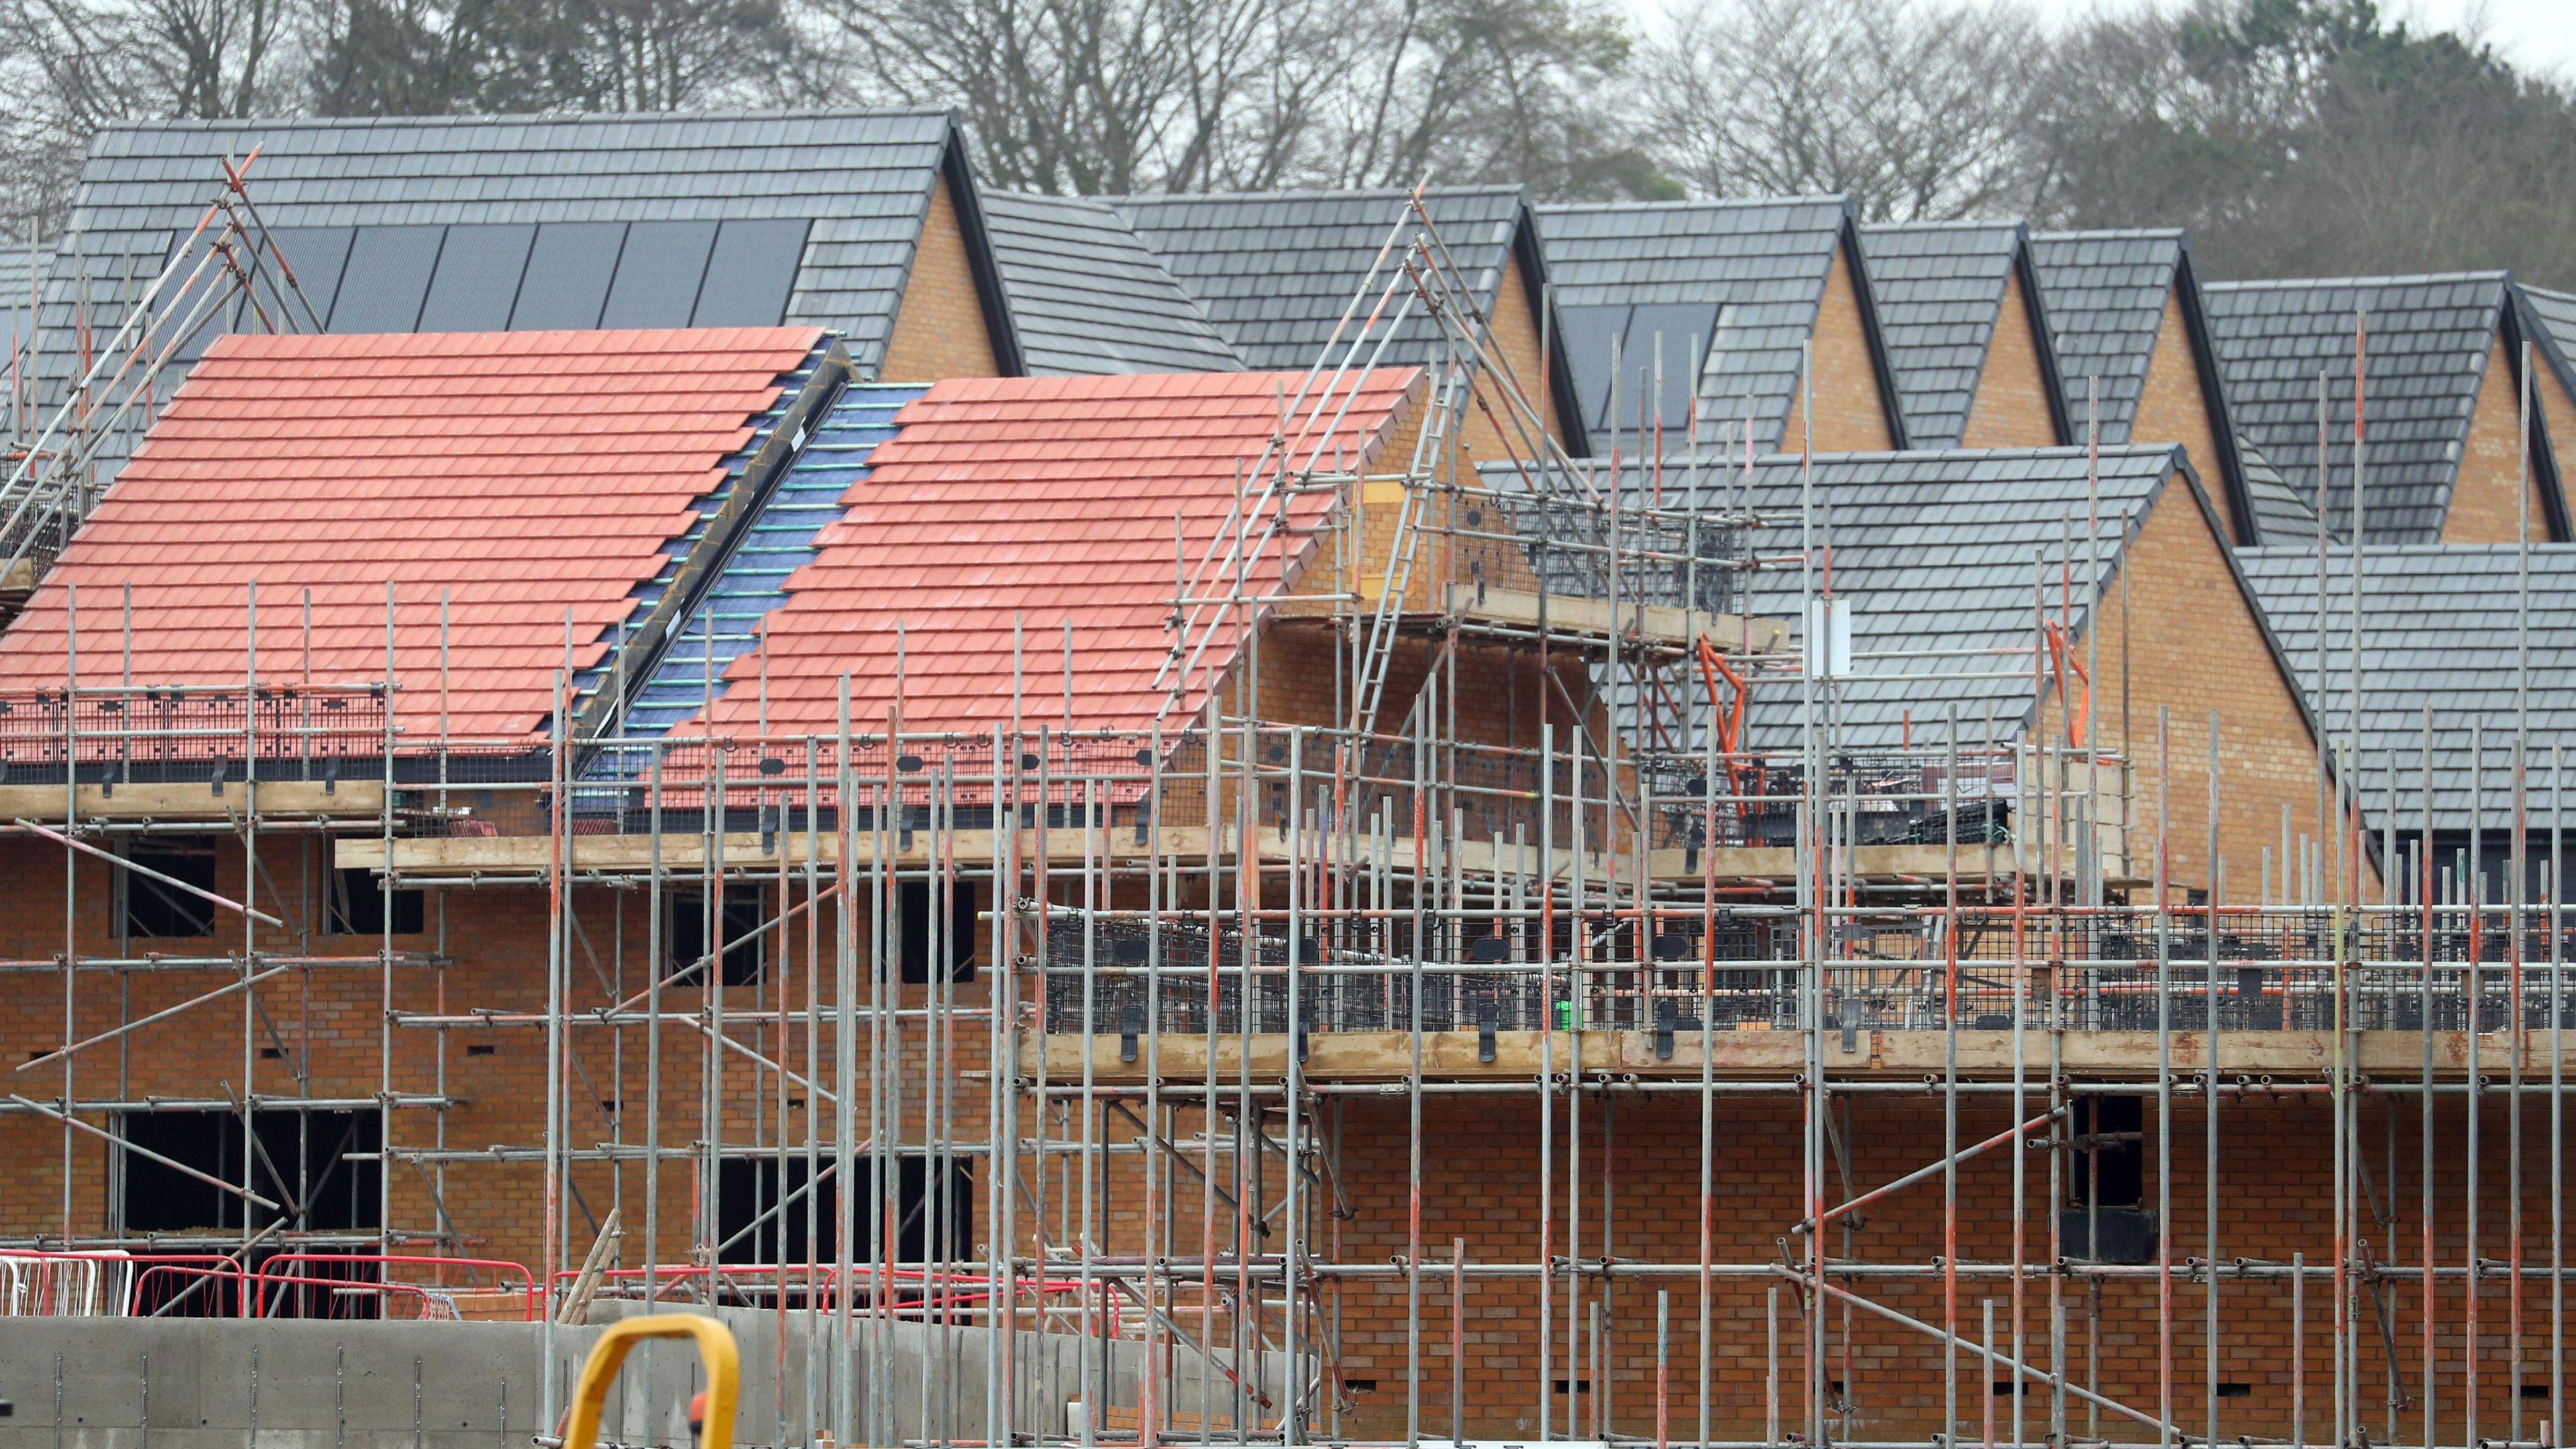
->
[2017,0,2576,77]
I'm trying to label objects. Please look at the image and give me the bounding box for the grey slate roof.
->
[1109,186,1523,371]
[2029,230,2181,445]
[981,191,1241,376]
[2238,544,2576,830]
[46,107,1013,380]
[2237,434,2320,547]
[2031,229,2270,543]
[2203,273,2508,544]
[1859,221,2056,451]
[2522,282,2576,372]
[0,248,36,356]
[1499,445,2214,749]
[1536,197,1896,453]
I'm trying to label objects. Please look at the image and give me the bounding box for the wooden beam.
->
[1028,1026,2561,1085]
[0,780,386,822]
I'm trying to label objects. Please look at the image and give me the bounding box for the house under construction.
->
[0,130,2571,1449]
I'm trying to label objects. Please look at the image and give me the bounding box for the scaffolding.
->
[0,191,2567,1449]
[0,152,320,618]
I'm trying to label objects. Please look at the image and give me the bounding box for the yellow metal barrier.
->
[562,1313,739,1449]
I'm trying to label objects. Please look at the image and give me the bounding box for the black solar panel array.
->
[48,108,965,390]
[1536,198,1857,454]
[239,217,811,335]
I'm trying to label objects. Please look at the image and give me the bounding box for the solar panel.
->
[1621,303,1722,431]
[418,223,534,332]
[693,219,810,327]
[511,222,627,331]
[600,220,718,329]
[329,225,445,333]
[155,230,239,363]
[1552,303,1631,430]
[252,226,356,331]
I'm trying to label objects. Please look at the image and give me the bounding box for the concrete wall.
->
[0,1307,1288,1449]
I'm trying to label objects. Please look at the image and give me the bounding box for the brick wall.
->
[2441,337,2553,545]
[879,176,1003,383]
[1316,1090,2561,1444]
[1961,272,2061,450]
[2528,354,2576,542]
[0,834,997,1274]
[1483,254,1563,451]
[2126,294,2238,544]
[2035,466,2379,898]
[1783,244,1896,453]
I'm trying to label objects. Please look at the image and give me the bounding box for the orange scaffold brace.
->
[2041,620,2091,748]
[1694,634,1762,818]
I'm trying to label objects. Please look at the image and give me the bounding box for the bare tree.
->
[1639,0,2039,219]
[819,0,1657,196]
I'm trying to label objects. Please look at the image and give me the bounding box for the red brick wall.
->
[1318,1090,2561,1444]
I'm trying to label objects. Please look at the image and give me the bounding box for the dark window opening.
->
[716,1156,972,1271]
[1992,1381,2025,1397]
[898,878,979,983]
[118,1109,382,1316]
[2072,1095,2144,1208]
[1552,1380,1591,1396]
[2216,1383,2253,1399]
[326,865,423,936]
[119,837,217,938]
[669,891,766,985]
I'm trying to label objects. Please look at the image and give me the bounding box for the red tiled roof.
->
[693,368,1420,740]
[0,327,822,738]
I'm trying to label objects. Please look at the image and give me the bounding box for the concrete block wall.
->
[0,1306,1275,1449]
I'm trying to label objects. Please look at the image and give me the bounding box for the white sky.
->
[2019,0,2576,79]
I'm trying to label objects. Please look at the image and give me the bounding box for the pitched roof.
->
[1538,197,1903,455]
[0,248,36,356]
[2237,433,2320,547]
[683,368,1422,740]
[2237,543,2576,831]
[1730,447,2183,749]
[1109,187,1527,370]
[1858,221,2062,451]
[2031,229,2263,541]
[1501,445,2231,749]
[2202,273,2510,544]
[0,327,824,738]
[48,108,1014,380]
[981,191,1242,376]
[588,382,923,741]
[2521,282,2576,374]
[2028,230,2184,446]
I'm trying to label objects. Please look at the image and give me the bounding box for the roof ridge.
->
[1538,195,1846,214]
[2206,270,2512,291]
[105,106,955,133]
[1860,219,2024,233]
[2032,227,2186,242]
[1110,184,1525,205]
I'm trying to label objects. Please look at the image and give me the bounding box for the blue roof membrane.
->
[585,379,924,746]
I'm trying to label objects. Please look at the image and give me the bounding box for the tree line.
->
[6,0,2575,286]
